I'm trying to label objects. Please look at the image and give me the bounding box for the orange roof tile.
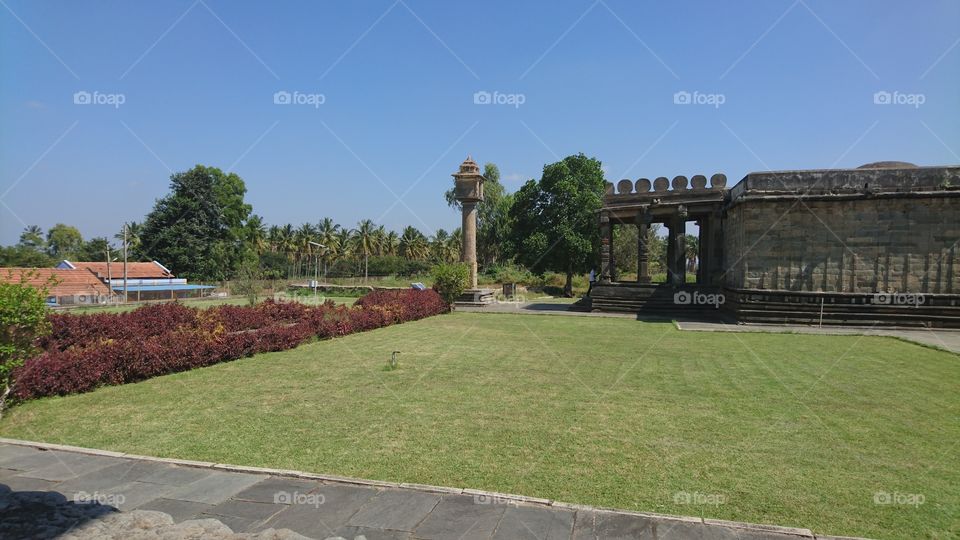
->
[1,268,112,298]
[65,261,174,279]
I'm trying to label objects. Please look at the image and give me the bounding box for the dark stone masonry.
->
[592,162,960,327]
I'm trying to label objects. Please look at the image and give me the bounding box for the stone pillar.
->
[452,156,485,290]
[709,210,724,287]
[636,209,651,283]
[462,201,478,288]
[600,211,613,282]
[669,206,687,286]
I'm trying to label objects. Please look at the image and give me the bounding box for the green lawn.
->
[2,313,957,539]
[61,295,356,314]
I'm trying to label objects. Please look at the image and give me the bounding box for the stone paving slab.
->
[0,439,867,539]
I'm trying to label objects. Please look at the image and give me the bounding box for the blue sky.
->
[1,0,958,245]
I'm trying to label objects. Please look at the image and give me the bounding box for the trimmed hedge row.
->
[15,289,448,401]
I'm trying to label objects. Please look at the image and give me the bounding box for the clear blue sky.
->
[2,0,958,245]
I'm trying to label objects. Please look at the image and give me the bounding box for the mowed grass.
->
[2,313,958,539]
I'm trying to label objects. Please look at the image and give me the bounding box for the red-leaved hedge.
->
[14,289,448,401]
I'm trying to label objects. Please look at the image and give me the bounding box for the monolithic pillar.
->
[636,208,651,283]
[462,201,478,288]
[452,156,485,289]
[600,211,613,282]
[669,206,687,286]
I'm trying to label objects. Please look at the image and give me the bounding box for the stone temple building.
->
[591,162,960,327]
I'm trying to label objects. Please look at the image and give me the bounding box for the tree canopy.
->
[140,165,252,281]
[509,153,606,295]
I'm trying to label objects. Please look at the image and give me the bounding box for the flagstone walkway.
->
[0,439,864,539]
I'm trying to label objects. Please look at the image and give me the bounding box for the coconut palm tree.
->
[245,215,268,255]
[352,220,377,282]
[317,218,340,279]
[18,225,45,250]
[430,229,450,262]
[384,231,400,256]
[295,223,317,277]
[400,226,428,260]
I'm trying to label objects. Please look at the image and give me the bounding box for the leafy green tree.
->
[509,153,606,296]
[46,223,83,259]
[0,272,52,417]
[0,246,54,267]
[140,165,252,281]
[79,237,112,262]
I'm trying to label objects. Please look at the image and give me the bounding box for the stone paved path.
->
[0,440,865,539]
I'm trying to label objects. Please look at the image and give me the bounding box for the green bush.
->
[431,263,469,305]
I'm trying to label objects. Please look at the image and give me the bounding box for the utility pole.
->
[106,245,112,304]
[122,223,129,303]
[308,241,325,305]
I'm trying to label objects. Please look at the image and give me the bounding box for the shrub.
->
[431,263,469,305]
[1,276,52,416]
[13,289,448,402]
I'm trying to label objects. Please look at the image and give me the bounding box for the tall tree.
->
[352,220,377,281]
[509,153,605,296]
[140,165,252,281]
[46,224,83,260]
[18,226,45,251]
[79,237,112,262]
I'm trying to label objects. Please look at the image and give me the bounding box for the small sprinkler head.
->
[390,351,400,369]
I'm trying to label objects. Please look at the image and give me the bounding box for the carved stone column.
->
[599,211,613,282]
[461,201,478,288]
[636,208,651,284]
[669,205,687,286]
[452,156,485,289]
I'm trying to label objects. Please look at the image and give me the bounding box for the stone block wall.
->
[723,196,960,294]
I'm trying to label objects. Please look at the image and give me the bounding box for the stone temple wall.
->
[723,196,960,294]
